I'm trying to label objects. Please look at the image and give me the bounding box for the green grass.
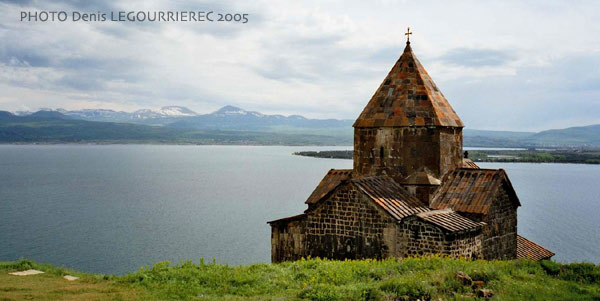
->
[2,257,600,300]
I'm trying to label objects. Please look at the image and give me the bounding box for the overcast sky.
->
[0,0,599,131]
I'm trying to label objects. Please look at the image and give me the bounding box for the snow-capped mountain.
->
[15,106,199,124]
[11,105,353,129]
[169,106,351,130]
[134,106,197,118]
[212,105,264,117]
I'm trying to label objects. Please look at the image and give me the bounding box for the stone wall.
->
[270,217,307,263]
[353,127,462,183]
[398,217,482,259]
[305,184,395,260]
[459,185,518,260]
[404,185,438,206]
[480,186,518,259]
[438,127,463,177]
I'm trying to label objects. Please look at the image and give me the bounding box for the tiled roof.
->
[305,169,352,205]
[267,213,307,224]
[517,235,555,261]
[415,208,483,232]
[352,176,429,221]
[430,168,520,214]
[354,42,463,128]
[462,158,480,169]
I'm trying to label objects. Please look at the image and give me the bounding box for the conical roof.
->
[354,42,463,128]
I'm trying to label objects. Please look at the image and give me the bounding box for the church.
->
[268,32,554,263]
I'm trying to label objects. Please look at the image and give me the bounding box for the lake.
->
[0,145,598,275]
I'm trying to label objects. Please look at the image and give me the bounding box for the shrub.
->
[540,260,561,276]
[558,263,600,284]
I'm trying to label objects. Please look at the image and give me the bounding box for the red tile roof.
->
[354,42,463,128]
[415,208,483,232]
[430,168,520,214]
[305,169,352,205]
[517,235,555,261]
[462,158,480,169]
[352,176,429,220]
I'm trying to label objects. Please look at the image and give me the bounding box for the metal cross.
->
[405,27,412,42]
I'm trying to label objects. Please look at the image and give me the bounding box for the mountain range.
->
[3,106,600,147]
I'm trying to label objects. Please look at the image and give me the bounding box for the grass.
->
[1,257,600,300]
[0,260,152,300]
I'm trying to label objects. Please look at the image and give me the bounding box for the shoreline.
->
[293,150,600,165]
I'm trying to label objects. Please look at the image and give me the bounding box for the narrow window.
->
[380,147,384,159]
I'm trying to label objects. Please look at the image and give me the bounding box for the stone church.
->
[268,37,554,263]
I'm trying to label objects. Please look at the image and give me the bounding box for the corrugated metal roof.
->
[517,235,555,261]
[305,169,352,205]
[352,176,429,221]
[462,158,480,169]
[354,42,463,128]
[430,168,521,214]
[415,208,483,232]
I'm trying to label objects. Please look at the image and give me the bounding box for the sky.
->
[0,0,599,131]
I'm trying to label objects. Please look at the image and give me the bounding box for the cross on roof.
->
[405,27,412,43]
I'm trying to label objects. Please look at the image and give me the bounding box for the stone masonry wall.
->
[305,184,395,260]
[460,186,518,260]
[447,230,483,259]
[398,218,445,257]
[398,218,482,259]
[438,127,463,178]
[481,186,518,259]
[271,218,307,263]
[353,127,462,183]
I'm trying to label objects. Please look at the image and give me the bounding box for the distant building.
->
[268,37,554,263]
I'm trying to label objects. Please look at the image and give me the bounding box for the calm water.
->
[0,145,598,274]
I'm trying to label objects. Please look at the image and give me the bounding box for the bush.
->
[558,263,600,284]
[540,260,561,276]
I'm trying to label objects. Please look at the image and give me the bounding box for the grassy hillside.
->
[1,257,599,300]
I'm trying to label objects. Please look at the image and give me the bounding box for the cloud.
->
[0,0,599,131]
[438,48,514,67]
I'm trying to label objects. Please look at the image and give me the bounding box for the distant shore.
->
[294,149,600,164]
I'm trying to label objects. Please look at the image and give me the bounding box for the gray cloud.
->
[438,48,515,67]
[443,53,600,131]
[0,0,599,130]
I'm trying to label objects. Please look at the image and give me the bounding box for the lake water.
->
[0,145,598,275]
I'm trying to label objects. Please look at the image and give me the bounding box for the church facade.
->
[268,39,554,263]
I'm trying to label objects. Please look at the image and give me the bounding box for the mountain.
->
[0,111,350,145]
[169,106,352,132]
[17,106,199,125]
[526,124,600,147]
[131,106,197,119]
[5,106,600,147]
[463,129,536,148]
